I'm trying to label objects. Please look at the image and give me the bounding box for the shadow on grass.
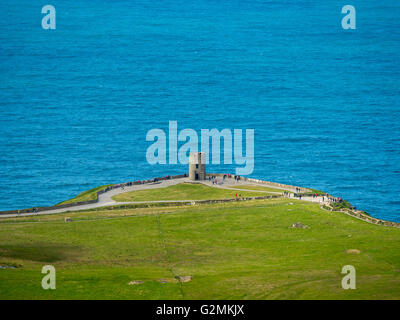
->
[0,244,81,263]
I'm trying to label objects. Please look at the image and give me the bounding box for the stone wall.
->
[323,203,400,228]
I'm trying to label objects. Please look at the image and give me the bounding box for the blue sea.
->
[0,1,399,221]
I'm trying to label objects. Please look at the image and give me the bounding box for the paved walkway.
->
[0,177,328,218]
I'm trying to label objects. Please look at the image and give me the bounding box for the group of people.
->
[311,193,343,204]
[222,173,241,181]
[329,196,343,203]
[208,176,218,185]
[207,173,243,185]
[290,192,344,204]
[26,207,39,214]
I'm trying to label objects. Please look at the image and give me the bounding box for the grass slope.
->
[112,183,272,202]
[0,198,399,300]
[57,185,114,206]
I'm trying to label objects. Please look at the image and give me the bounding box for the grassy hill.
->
[0,197,399,300]
[57,184,114,206]
[112,183,273,202]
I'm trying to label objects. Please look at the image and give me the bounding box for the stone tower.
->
[189,152,206,180]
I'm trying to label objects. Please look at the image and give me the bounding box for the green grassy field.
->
[112,183,272,202]
[0,198,399,300]
[57,184,114,206]
[227,184,291,193]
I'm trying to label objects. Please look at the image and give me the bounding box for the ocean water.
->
[0,1,399,222]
